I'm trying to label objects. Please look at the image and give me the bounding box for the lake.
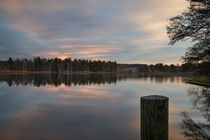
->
[0,74,209,140]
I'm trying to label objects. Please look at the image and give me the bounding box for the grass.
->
[192,76,210,85]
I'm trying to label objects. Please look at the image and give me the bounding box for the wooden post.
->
[141,95,168,140]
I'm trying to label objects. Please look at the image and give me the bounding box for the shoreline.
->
[0,70,194,76]
[186,76,210,87]
[0,71,121,75]
[186,80,210,87]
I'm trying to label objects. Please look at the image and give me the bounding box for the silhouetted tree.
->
[167,0,210,45]
[181,63,197,72]
[7,57,13,70]
[167,0,210,74]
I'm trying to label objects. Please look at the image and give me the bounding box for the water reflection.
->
[0,73,184,87]
[0,74,192,140]
[180,88,210,140]
[0,74,120,87]
[0,102,138,140]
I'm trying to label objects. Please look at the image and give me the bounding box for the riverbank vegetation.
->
[191,76,210,86]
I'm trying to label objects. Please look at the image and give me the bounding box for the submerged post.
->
[141,95,168,140]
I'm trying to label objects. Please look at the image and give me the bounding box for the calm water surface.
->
[0,74,209,140]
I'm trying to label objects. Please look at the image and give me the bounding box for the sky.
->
[0,0,189,64]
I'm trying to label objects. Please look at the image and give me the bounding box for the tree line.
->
[118,63,203,73]
[0,57,117,73]
[0,57,207,74]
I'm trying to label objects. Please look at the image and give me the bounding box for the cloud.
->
[0,0,190,63]
[0,14,50,59]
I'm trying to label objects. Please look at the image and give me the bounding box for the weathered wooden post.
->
[141,95,168,140]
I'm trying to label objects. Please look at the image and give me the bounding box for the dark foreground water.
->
[0,74,209,140]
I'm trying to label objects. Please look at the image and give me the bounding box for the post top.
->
[141,95,168,101]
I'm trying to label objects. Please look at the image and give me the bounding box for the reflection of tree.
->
[0,74,118,87]
[0,74,182,87]
[180,88,210,140]
[181,112,210,140]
